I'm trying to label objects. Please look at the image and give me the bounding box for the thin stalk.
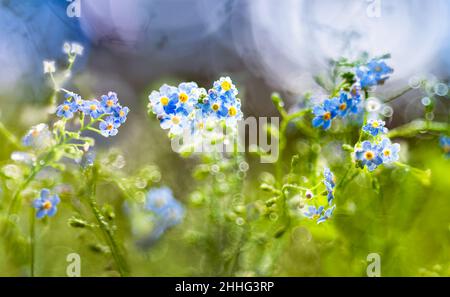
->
[87,168,128,276]
[0,121,23,149]
[388,120,449,138]
[29,207,36,277]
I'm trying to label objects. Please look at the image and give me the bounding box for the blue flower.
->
[337,92,360,117]
[379,137,400,164]
[149,84,179,116]
[99,116,120,137]
[112,105,130,124]
[100,92,119,113]
[213,76,238,98]
[81,99,104,119]
[355,140,383,171]
[145,187,185,227]
[312,98,339,130]
[303,205,324,220]
[356,59,393,89]
[22,123,53,150]
[440,136,450,158]
[317,205,336,224]
[32,189,60,219]
[56,100,78,119]
[362,119,388,136]
[159,110,188,135]
[323,167,336,205]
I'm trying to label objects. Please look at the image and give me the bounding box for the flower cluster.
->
[362,119,388,136]
[56,91,129,137]
[355,138,400,171]
[32,189,60,219]
[312,58,393,131]
[440,136,450,158]
[356,59,393,89]
[303,168,337,224]
[312,90,361,130]
[148,77,242,137]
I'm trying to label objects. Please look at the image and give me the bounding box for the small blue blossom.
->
[355,140,383,171]
[22,123,53,150]
[303,205,324,220]
[312,98,339,130]
[99,116,120,137]
[336,92,360,117]
[213,76,238,98]
[323,167,336,205]
[81,99,104,119]
[379,137,400,164]
[149,84,179,116]
[145,187,185,228]
[440,136,450,158]
[159,110,188,136]
[317,205,336,224]
[100,92,119,113]
[362,119,388,137]
[356,59,393,89]
[32,189,60,219]
[56,100,78,119]
[112,105,130,124]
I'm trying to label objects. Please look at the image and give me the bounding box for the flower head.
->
[317,205,336,224]
[81,99,104,119]
[356,59,393,89]
[56,100,78,119]
[440,136,450,158]
[354,140,384,171]
[43,60,56,74]
[32,189,60,219]
[100,92,119,113]
[336,92,360,117]
[303,205,324,220]
[312,98,339,130]
[145,187,185,227]
[99,116,120,137]
[323,167,336,205]
[363,119,388,137]
[379,138,400,164]
[22,123,52,150]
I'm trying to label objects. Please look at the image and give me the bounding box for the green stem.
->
[388,120,449,138]
[87,168,128,276]
[0,121,23,150]
[383,86,413,104]
[29,207,36,277]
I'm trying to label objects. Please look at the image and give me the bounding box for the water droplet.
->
[408,76,422,89]
[434,83,449,96]
[235,217,245,226]
[421,97,431,106]
[135,178,147,189]
[239,161,249,172]
[425,112,434,121]
[2,164,21,178]
[112,155,126,169]
[269,213,278,221]
[381,105,394,117]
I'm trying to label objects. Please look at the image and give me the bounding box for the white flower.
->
[43,60,56,74]
[70,43,84,55]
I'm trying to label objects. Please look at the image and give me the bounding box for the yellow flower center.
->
[119,110,125,117]
[383,149,391,156]
[107,124,113,131]
[364,151,374,160]
[212,103,220,111]
[154,197,166,208]
[197,122,204,129]
[160,96,169,106]
[375,66,382,72]
[171,116,180,125]
[43,200,52,210]
[221,81,231,91]
[106,100,114,107]
[228,106,237,116]
[31,129,39,137]
[63,105,70,111]
[179,92,188,103]
[339,103,347,110]
[323,112,331,120]
[372,121,379,128]
[90,104,97,111]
